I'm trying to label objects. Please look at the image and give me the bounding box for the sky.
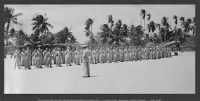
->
[5,4,195,43]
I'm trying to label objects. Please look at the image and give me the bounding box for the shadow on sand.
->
[82,76,97,78]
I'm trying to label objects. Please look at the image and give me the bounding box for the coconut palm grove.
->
[4,6,195,55]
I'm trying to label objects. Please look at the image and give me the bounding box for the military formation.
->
[13,46,172,70]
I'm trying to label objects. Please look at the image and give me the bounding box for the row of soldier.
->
[14,46,172,70]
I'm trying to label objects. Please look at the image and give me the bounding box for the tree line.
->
[4,7,196,49]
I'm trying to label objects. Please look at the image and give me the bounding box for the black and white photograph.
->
[4,4,195,94]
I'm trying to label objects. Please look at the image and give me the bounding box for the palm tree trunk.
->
[108,24,112,46]
[144,19,145,31]
[6,22,10,46]
[90,24,93,46]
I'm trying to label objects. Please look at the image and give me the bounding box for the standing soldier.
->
[65,47,72,66]
[43,48,47,66]
[32,49,36,67]
[35,48,40,69]
[27,47,32,67]
[24,48,31,69]
[148,48,152,60]
[99,48,103,63]
[61,48,65,64]
[55,48,62,67]
[82,45,91,77]
[74,47,78,65]
[51,48,55,65]
[88,47,92,64]
[38,48,43,68]
[77,47,81,65]
[124,47,129,61]
[113,47,117,62]
[92,48,97,64]
[80,48,84,64]
[119,47,123,62]
[154,47,157,59]
[46,49,52,68]
[156,47,159,59]
[21,49,25,67]
[130,47,134,61]
[169,47,172,57]
[103,48,106,63]
[137,47,141,60]
[95,48,99,64]
[70,47,74,64]
[128,47,132,61]
[108,47,113,63]
[14,50,21,69]
[74,47,81,65]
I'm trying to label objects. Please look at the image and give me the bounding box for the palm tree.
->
[121,24,128,38]
[15,30,27,46]
[183,18,192,35]
[9,28,16,37]
[129,25,144,46]
[147,21,156,37]
[147,13,151,21]
[85,18,94,44]
[108,15,114,40]
[98,24,110,44]
[140,9,146,30]
[156,23,161,30]
[161,17,170,42]
[173,15,178,30]
[180,17,185,26]
[55,27,75,43]
[173,15,178,42]
[105,20,128,46]
[192,17,196,38]
[32,14,53,39]
[4,7,22,46]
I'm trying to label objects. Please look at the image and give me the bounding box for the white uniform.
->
[82,49,91,77]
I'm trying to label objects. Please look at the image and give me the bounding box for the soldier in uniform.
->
[92,47,96,64]
[103,48,107,63]
[46,49,52,68]
[14,50,21,69]
[82,45,91,77]
[99,48,103,63]
[112,47,117,62]
[55,48,62,67]
[75,47,81,65]
[124,47,129,61]
[119,47,123,62]
[21,49,25,67]
[130,47,134,61]
[65,47,72,66]
[108,47,113,63]
[70,47,75,64]
[156,47,159,59]
[39,48,43,68]
[137,47,141,60]
[168,47,172,57]
[61,48,65,64]
[77,47,82,65]
[35,48,40,69]
[43,48,48,66]
[95,48,99,64]
[24,48,31,69]
[32,49,36,67]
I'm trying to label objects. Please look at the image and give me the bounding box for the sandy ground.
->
[4,52,195,94]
